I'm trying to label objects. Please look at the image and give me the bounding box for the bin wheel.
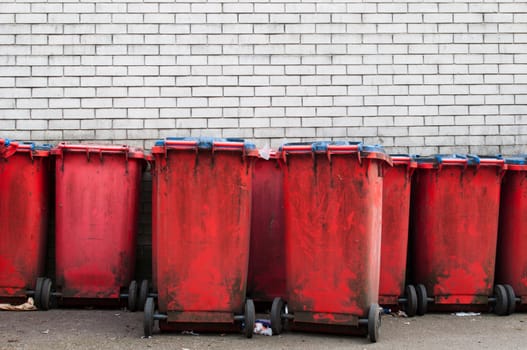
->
[244,299,255,339]
[40,278,52,311]
[404,285,417,317]
[368,303,381,343]
[416,284,428,316]
[138,280,149,311]
[494,284,509,316]
[35,277,45,309]
[504,284,516,315]
[144,297,155,337]
[128,280,138,312]
[271,297,285,335]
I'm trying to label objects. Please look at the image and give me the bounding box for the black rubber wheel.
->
[504,284,516,316]
[494,284,509,316]
[416,284,428,316]
[271,297,285,335]
[35,277,45,309]
[128,280,138,312]
[144,297,154,337]
[244,299,255,339]
[404,285,418,317]
[138,280,149,311]
[40,278,52,311]
[368,303,381,343]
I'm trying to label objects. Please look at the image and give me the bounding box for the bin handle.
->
[163,140,199,150]
[211,141,246,152]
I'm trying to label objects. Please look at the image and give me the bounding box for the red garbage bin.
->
[0,139,52,309]
[410,154,508,314]
[247,150,286,305]
[271,141,391,343]
[145,137,257,338]
[51,143,145,310]
[378,155,421,316]
[495,156,527,313]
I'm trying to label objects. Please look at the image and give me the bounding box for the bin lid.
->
[504,156,527,170]
[52,143,145,159]
[0,139,52,158]
[279,140,392,164]
[152,137,256,153]
[279,140,362,153]
[415,154,505,169]
[504,156,527,165]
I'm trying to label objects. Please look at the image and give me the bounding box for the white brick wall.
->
[0,0,526,154]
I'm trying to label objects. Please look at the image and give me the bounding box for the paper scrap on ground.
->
[254,319,272,336]
[0,297,37,311]
[453,312,481,317]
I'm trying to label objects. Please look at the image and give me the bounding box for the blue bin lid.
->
[504,156,527,165]
[155,137,255,151]
[415,154,504,167]
[1,139,52,151]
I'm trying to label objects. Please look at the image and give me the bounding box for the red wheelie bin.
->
[145,137,257,338]
[378,155,421,316]
[410,154,509,314]
[247,150,286,306]
[0,139,52,310]
[271,141,391,343]
[51,143,145,310]
[495,156,527,313]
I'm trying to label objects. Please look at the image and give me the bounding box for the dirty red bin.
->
[247,150,286,305]
[495,156,527,313]
[410,154,509,315]
[51,143,145,310]
[378,155,422,316]
[271,141,391,343]
[145,137,257,338]
[0,139,52,309]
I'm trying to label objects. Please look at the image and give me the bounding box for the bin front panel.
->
[411,165,502,299]
[379,162,413,300]
[154,150,252,314]
[496,166,527,295]
[283,153,383,318]
[0,150,49,297]
[247,157,286,302]
[55,151,142,298]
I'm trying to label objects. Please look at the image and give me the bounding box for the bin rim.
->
[151,137,257,155]
[0,139,52,158]
[51,142,145,159]
[415,154,505,169]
